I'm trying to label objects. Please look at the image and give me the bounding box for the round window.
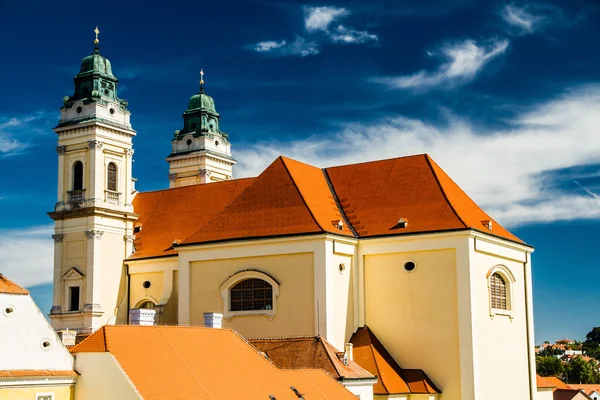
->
[338,263,346,274]
[186,139,192,146]
[3,305,14,317]
[40,338,52,351]
[404,261,416,272]
[215,140,220,147]
[76,106,83,113]
[143,281,151,289]
[109,108,115,115]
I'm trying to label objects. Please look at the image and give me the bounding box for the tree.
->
[565,356,595,384]
[536,356,565,377]
[584,328,600,359]
[586,328,600,344]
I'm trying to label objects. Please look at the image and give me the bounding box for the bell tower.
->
[48,29,137,334]
[166,70,235,187]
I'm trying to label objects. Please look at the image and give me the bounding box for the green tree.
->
[565,356,595,384]
[583,327,600,359]
[536,356,565,377]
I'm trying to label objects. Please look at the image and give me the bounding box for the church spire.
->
[200,69,205,94]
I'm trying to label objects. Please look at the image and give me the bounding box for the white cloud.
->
[250,36,319,57]
[500,4,542,33]
[330,25,378,44]
[234,85,600,228]
[304,6,348,32]
[0,113,50,157]
[253,40,287,52]
[0,225,54,288]
[372,39,509,90]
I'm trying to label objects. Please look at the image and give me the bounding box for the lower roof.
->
[0,274,29,295]
[349,326,440,395]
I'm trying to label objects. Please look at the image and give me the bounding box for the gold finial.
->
[200,69,205,92]
[94,26,100,45]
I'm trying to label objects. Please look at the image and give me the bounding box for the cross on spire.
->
[200,69,205,93]
[94,26,100,45]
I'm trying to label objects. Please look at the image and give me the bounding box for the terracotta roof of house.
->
[130,154,525,259]
[536,374,557,389]
[568,384,600,395]
[349,326,440,395]
[0,370,77,377]
[249,336,374,380]
[542,376,571,389]
[554,388,593,400]
[130,178,254,259]
[70,325,359,400]
[0,274,29,295]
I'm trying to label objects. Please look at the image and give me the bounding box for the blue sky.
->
[1,0,599,343]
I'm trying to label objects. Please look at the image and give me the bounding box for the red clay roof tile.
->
[0,274,29,295]
[71,325,358,400]
[350,326,440,395]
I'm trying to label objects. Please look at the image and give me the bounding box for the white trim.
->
[133,296,158,309]
[0,376,76,388]
[487,264,515,320]
[35,392,54,400]
[219,270,280,320]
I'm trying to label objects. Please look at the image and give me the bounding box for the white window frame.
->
[220,270,280,320]
[63,268,84,313]
[487,265,515,320]
[35,393,54,400]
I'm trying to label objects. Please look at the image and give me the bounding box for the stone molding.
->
[56,145,67,155]
[199,168,212,177]
[168,173,177,182]
[85,229,104,240]
[124,234,134,243]
[88,140,103,150]
[52,234,64,243]
[124,149,134,157]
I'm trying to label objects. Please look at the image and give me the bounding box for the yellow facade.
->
[189,252,315,338]
[364,249,461,400]
[0,386,73,400]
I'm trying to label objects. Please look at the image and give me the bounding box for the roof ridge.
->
[180,178,259,244]
[322,168,359,237]
[424,154,468,229]
[318,336,345,379]
[137,177,255,195]
[363,326,391,395]
[325,153,428,170]
[279,157,326,233]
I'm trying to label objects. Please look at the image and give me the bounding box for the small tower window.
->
[490,273,507,310]
[107,162,117,192]
[73,161,83,190]
[69,286,80,312]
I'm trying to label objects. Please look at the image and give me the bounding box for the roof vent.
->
[133,225,142,234]
[482,220,493,230]
[290,387,304,399]
[172,239,181,246]
[397,217,409,228]
[336,220,344,230]
[269,396,277,400]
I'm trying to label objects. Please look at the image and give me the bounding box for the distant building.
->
[0,274,76,399]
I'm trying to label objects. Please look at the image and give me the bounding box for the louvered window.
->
[490,273,507,310]
[107,162,117,191]
[230,279,273,311]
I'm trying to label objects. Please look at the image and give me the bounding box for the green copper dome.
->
[79,48,115,78]
[187,92,216,112]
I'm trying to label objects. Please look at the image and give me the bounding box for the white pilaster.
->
[51,234,64,311]
[84,229,103,312]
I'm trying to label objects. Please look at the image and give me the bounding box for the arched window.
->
[230,279,273,312]
[490,273,507,310]
[107,162,117,191]
[137,301,155,310]
[220,270,280,319]
[73,161,83,190]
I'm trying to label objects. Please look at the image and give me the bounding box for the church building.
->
[48,35,537,400]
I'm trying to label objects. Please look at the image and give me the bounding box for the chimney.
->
[129,308,157,326]
[58,329,77,347]
[203,312,223,329]
[343,343,353,366]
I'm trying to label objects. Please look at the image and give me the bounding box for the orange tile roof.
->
[130,178,254,259]
[0,274,29,295]
[71,325,359,400]
[542,376,571,389]
[537,374,557,389]
[349,326,440,395]
[131,154,525,255]
[0,370,77,377]
[554,388,594,400]
[568,384,600,394]
[249,336,374,380]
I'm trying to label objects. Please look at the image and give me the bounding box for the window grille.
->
[230,279,273,312]
[490,273,507,310]
[107,162,117,192]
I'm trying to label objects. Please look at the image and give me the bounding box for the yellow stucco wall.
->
[364,249,461,400]
[74,353,139,400]
[130,271,164,308]
[0,385,73,400]
[190,253,315,338]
